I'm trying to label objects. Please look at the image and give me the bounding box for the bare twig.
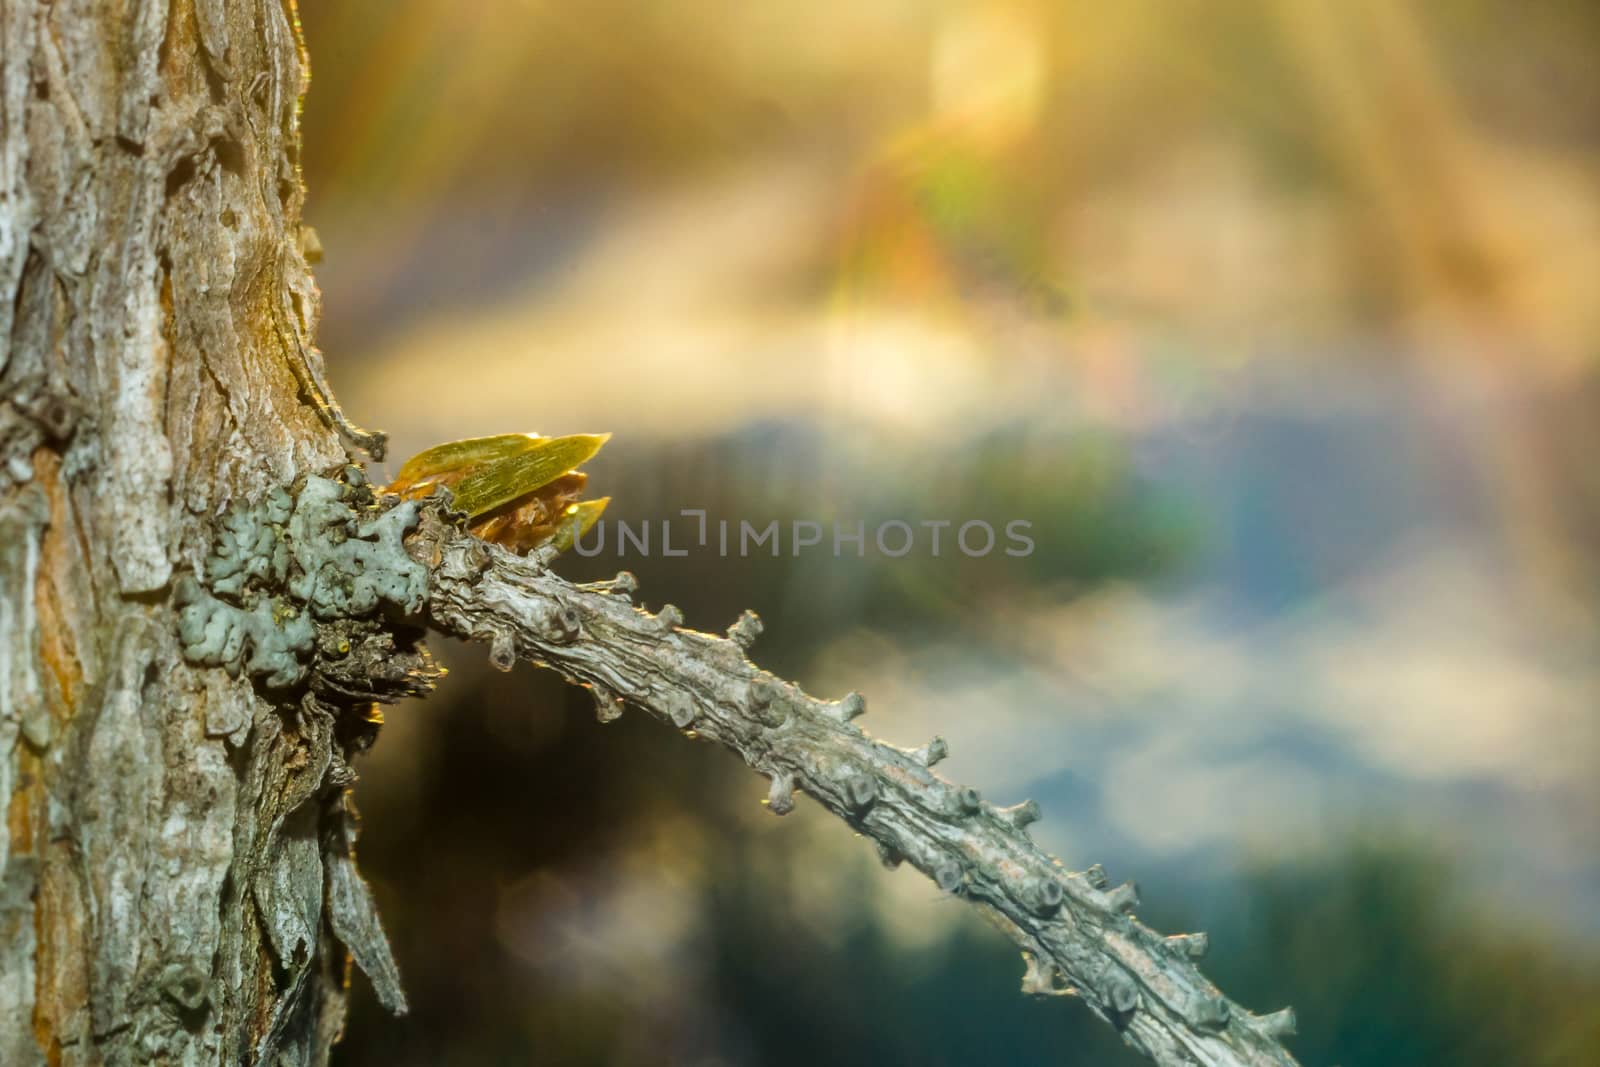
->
[416,517,1301,1067]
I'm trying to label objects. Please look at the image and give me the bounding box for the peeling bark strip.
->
[418,514,1303,1067]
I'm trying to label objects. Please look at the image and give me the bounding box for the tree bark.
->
[2,2,388,1063]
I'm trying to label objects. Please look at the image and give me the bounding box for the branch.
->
[414,514,1301,1067]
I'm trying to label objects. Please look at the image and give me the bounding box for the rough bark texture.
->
[2,3,1304,1066]
[1,2,398,1063]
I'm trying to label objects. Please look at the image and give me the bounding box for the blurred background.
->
[298,1,1599,1063]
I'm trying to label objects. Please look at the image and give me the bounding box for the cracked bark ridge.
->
[418,510,1302,1067]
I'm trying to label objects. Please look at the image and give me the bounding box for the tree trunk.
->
[2,2,383,1062]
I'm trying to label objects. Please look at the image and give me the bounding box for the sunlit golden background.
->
[301,2,1599,1063]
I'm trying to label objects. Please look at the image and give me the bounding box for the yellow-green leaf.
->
[542,497,610,555]
[449,433,610,519]
[392,433,547,492]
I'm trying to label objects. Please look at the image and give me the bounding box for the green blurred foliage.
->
[1198,841,1600,1067]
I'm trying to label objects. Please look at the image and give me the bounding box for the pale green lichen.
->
[175,575,315,688]
[177,470,429,689]
[203,486,291,597]
[282,475,426,619]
